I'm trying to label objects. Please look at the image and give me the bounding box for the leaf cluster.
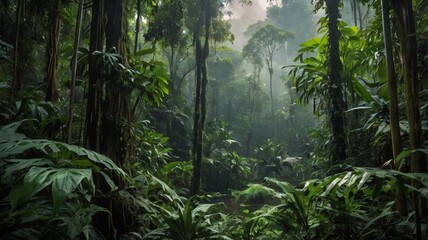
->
[0,121,127,239]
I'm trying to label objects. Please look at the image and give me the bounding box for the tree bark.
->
[101,0,131,236]
[190,0,211,196]
[66,0,84,144]
[381,0,407,216]
[134,0,141,54]
[85,0,115,238]
[326,0,347,164]
[190,33,203,196]
[85,0,105,151]
[44,0,61,102]
[267,58,275,139]
[391,1,426,238]
[11,0,24,100]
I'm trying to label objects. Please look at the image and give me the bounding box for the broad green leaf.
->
[341,25,358,37]
[299,37,321,48]
[52,168,93,213]
[9,166,56,209]
[1,158,52,184]
[0,135,126,180]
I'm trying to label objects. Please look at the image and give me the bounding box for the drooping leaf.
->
[1,158,52,184]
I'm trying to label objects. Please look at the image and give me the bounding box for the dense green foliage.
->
[1,0,428,239]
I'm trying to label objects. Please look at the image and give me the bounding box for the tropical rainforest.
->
[0,0,428,239]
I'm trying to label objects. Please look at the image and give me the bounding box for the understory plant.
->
[204,120,251,193]
[233,167,428,240]
[143,199,230,240]
[0,120,127,239]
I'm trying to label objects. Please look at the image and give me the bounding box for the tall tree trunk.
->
[134,0,141,54]
[190,33,203,196]
[391,0,426,174]
[44,0,61,102]
[391,2,426,239]
[86,0,132,235]
[190,0,211,196]
[381,0,407,216]
[11,0,24,100]
[268,61,274,120]
[326,0,346,164]
[198,12,210,191]
[85,0,111,237]
[105,1,127,159]
[101,0,131,236]
[267,58,276,139]
[85,0,105,151]
[357,2,362,29]
[66,0,84,144]
[351,0,358,27]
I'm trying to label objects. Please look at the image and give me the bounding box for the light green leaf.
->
[299,37,321,48]
[135,48,155,57]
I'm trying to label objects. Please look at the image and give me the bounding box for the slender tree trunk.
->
[66,0,84,144]
[267,58,276,139]
[44,0,61,101]
[357,3,363,29]
[190,34,203,196]
[351,0,358,27]
[391,0,425,174]
[391,2,426,239]
[268,62,274,121]
[246,75,255,155]
[11,0,24,100]
[169,45,176,94]
[326,0,347,164]
[190,0,211,196]
[198,11,210,191]
[381,0,407,216]
[134,0,141,54]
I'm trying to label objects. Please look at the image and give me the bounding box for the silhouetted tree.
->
[326,0,346,163]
